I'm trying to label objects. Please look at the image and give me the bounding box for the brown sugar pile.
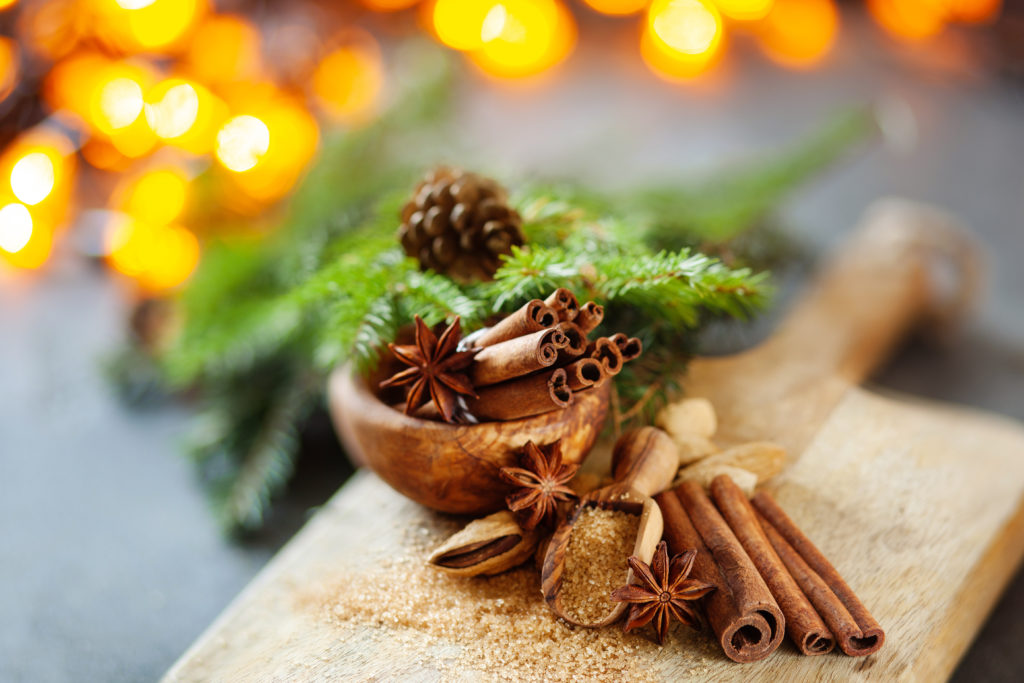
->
[558,506,640,624]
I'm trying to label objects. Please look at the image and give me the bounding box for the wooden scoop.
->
[541,426,679,627]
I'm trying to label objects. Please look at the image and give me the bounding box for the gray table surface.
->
[2,24,1023,682]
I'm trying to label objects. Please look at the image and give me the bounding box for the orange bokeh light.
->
[868,0,947,41]
[312,38,385,125]
[92,0,207,54]
[0,0,18,10]
[0,201,54,270]
[360,0,420,11]
[183,14,262,85]
[468,0,577,79]
[642,0,724,81]
[106,219,200,291]
[114,167,189,225]
[755,0,839,69]
[0,37,17,104]
[716,0,774,21]
[144,78,227,154]
[433,0,499,51]
[581,0,647,17]
[948,0,1000,23]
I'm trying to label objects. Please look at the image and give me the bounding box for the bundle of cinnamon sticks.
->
[655,475,884,663]
[461,288,642,422]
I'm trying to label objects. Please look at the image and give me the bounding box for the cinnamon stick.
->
[609,333,643,362]
[563,357,606,391]
[655,490,781,664]
[574,302,604,334]
[752,491,885,657]
[674,480,785,662]
[554,321,587,363]
[545,288,579,322]
[710,476,834,656]
[472,299,557,347]
[470,328,568,387]
[465,368,573,421]
[587,337,623,376]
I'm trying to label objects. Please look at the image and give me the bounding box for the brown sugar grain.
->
[558,506,640,624]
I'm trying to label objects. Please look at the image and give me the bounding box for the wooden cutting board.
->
[164,200,1024,682]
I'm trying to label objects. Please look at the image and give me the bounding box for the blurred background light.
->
[0,37,18,104]
[642,0,724,80]
[10,152,56,206]
[360,0,420,11]
[115,167,189,226]
[94,0,207,53]
[755,0,839,68]
[716,0,775,21]
[106,219,200,291]
[469,0,577,79]
[580,0,648,17]
[433,0,500,52]
[867,0,948,40]
[216,115,270,173]
[183,14,262,85]
[0,203,33,254]
[312,39,384,125]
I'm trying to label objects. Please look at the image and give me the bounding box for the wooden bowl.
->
[327,366,611,515]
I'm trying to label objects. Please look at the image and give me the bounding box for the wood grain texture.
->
[166,200,1024,681]
[330,369,610,514]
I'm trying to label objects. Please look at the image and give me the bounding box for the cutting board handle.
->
[756,199,981,384]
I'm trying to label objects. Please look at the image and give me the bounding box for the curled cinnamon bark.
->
[563,357,606,391]
[674,481,785,662]
[609,333,643,362]
[587,338,623,376]
[710,476,834,656]
[470,328,568,387]
[473,299,557,347]
[752,491,885,657]
[555,322,587,362]
[466,368,573,421]
[545,288,579,322]
[574,302,604,334]
[656,490,780,664]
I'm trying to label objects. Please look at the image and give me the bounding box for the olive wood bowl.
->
[327,365,612,515]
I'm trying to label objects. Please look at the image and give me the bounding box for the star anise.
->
[379,315,477,423]
[499,440,579,530]
[611,540,716,645]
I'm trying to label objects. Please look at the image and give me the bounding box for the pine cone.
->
[398,167,525,283]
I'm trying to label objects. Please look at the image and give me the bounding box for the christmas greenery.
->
[143,59,872,532]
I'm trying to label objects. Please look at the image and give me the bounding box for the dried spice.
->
[500,441,579,530]
[611,540,715,645]
[429,511,539,577]
[379,315,476,423]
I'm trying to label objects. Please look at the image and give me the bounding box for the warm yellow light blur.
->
[0,37,17,103]
[0,202,52,269]
[642,0,724,80]
[868,0,947,41]
[312,41,384,125]
[144,80,198,138]
[116,168,188,225]
[469,0,576,79]
[948,0,1000,23]
[580,0,647,16]
[184,14,262,85]
[715,0,774,21]
[96,0,206,53]
[360,0,419,11]
[433,0,498,51]
[107,219,200,291]
[755,0,838,68]
[0,0,18,10]
[98,77,144,130]
[0,203,32,254]
[10,153,56,206]
[216,115,270,172]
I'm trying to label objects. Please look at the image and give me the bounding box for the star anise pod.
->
[379,315,477,423]
[611,540,716,645]
[499,440,579,530]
